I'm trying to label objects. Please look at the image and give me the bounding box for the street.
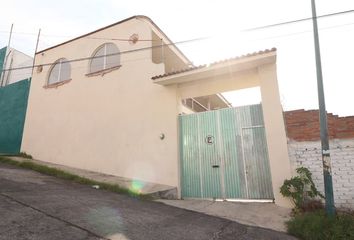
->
[0,163,296,240]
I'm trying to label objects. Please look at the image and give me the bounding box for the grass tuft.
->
[0,156,152,200]
[18,152,33,159]
[286,210,354,240]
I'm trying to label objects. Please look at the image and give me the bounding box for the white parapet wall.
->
[288,138,354,210]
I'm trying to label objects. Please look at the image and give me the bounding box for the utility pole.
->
[311,0,335,216]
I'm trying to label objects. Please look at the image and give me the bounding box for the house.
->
[21,15,292,207]
[0,46,33,86]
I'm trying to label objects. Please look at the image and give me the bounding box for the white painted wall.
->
[1,48,32,86]
[288,139,354,210]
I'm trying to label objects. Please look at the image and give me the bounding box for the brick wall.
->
[285,109,354,210]
[285,109,354,141]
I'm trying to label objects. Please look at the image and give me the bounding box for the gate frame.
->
[179,104,274,200]
[154,49,292,208]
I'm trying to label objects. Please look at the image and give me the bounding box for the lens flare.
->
[85,207,124,236]
[130,179,144,194]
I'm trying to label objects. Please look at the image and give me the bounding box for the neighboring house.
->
[0,47,32,155]
[21,16,292,207]
[0,46,33,86]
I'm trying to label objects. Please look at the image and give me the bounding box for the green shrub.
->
[280,167,324,211]
[287,210,354,240]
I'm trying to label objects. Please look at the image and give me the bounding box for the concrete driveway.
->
[0,163,296,240]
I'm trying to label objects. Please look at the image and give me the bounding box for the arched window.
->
[89,43,120,73]
[48,58,71,85]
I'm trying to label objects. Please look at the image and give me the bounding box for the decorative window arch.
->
[89,43,120,73]
[48,58,71,85]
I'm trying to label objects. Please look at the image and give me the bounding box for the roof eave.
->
[36,15,191,65]
[36,16,138,54]
[153,50,276,86]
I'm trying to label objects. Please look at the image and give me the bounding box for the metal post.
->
[311,0,335,216]
[31,29,41,76]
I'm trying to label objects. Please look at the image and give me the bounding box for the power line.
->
[1,55,152,79]
[242,9,354,32]
[3,17,354,74]
[2,9,354,73]
[244,21,354,42]
[0,37,206,73]
[1,9,353,39]
[5,19,354,76]
[0,30,158,42]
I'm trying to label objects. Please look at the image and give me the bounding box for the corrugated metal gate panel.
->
[180,104,274,200]
[198,111,222,198]
[219,108,246,198]
[242,127,274,199]
[180,114,202,198]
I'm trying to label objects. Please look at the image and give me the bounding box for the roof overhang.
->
[152,49,276,86]
[36,15,191,65]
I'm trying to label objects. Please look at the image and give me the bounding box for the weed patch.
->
[287,210,354,240]
[0,156,152,200]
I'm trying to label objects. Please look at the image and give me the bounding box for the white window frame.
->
[89,43,120,74]
[47,58,71,85]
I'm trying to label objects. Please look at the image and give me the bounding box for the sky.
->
[1,0,354,116]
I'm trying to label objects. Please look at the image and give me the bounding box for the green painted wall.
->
[0,79,30,154]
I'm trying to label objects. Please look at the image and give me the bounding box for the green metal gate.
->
[180,104,274,200]
[0,79,30,155]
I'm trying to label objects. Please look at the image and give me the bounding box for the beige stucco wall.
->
[22,18,180,187]
[151,30,188,73]
[177,69,260,99]
[258,64,292,208]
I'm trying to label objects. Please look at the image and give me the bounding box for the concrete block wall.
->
[285,109,354,210]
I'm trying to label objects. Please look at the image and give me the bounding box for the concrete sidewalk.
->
[6,156,177,199]
[157,199,292,232]
[6,156,292,233]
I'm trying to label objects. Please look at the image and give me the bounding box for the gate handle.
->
[212,165,219,168]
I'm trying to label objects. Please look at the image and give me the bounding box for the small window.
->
[89,43,120,73]
[48,58,71,85]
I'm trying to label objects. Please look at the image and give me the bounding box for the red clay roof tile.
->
[151,48,276,80]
